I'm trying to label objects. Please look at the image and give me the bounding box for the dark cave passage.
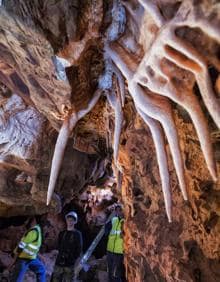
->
[0,186,122,281]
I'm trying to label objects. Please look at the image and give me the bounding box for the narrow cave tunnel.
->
[0,0,220,282]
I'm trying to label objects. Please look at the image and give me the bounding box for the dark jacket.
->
[55,229,83,267]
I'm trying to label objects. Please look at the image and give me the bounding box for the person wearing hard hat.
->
[51,211,83,282]
[105,205,126,282]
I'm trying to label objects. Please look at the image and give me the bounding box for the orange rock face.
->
[120,109,220,281]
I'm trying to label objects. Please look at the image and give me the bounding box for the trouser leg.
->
[112,253,124,282]
[107,251,115,282]
[11,259,29,282]
[63,266,75,282]
[50,265,64,282]
[29,258,46,282]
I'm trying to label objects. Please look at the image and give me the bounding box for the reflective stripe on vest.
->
[18,225,42,260]
[22,248,35,256]
[18,242,26,249]
[110,230,121,235]
[107,217,124,254]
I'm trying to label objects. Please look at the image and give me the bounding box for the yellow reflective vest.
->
[17,224,42,260]
[107,217,124,254]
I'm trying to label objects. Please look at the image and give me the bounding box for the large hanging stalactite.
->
[104,0,219,222]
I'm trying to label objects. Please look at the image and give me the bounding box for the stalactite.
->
[47,90,101,205]
[137,107,172,222]
[130,0,219,181]
[106,43,188,220]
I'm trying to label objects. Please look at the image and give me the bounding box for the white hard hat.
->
[65,211,78,222]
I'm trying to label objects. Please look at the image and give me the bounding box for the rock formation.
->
[0,0,219,281]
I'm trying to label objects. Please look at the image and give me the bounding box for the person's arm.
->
[74,231,83,257]
[104,220,112,236]
[57,231,63,250]
[71,231,83,261]
[79,231,83,256]
[120,220,124,238]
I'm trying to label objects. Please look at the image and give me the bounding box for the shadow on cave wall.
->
[127,240,220,282]
[179,240,220,282]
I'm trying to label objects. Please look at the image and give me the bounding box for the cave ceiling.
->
[0,0,219,219]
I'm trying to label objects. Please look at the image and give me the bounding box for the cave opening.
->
[0,183,121,281]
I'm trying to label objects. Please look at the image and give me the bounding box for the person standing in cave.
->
[10,216,46,282]
[105,205,126,282]
[51,211,83,282]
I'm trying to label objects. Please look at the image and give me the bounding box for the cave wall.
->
[120,104,220,281]
[0,0,219,281]
[0,91,108,216]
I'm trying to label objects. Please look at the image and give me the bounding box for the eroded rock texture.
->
[121,109,220,281]
[0,89,109,216]
[0,0,219,281]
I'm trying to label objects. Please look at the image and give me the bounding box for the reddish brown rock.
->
[0,1,219,281]
[120,109,220,281]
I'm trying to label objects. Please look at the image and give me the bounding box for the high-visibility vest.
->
[107,217,124,254]
[17,224,42,260]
